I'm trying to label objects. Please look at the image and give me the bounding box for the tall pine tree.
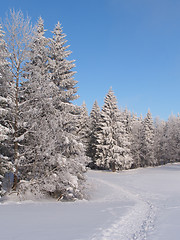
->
[18,18,87,201]
[87,100,101,167]
[76,102,91,152]
[94,88,133,171]
[140,110,157,167]
[131,114,143,168]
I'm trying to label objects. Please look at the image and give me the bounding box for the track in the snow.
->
[88,171,157,240]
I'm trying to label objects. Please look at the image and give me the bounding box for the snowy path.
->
[89,172,157,240]
[1,164,180,240]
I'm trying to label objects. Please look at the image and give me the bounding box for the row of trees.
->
[84,88,180,171]
[0,10,88,200]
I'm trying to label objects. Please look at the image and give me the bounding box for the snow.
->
[1,163,180,240]
[14,134,25,142]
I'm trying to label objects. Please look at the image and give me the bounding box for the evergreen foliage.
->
[76,102,91,152]
[160,114,180,164]
[49,21,78,103]
[154,117,166,165]
[87,100,101,167]
[93,88,133,171]
[140,110,157,167]
[131,114,143,168]
[116,109,133,170]
[17,18,87,200]
[0,25,14,196]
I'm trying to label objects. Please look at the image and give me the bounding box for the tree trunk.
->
[13,74,19,191]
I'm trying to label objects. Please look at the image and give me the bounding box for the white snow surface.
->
[1,163,180,240]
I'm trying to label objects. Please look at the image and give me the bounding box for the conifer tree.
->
[49,21,78,103]
[140,110,156,167]
[90,100,101,129]
[94,88,117,170]
[162,114,180,163]
[48,22,88,199]
[94,88,133,171]
[116,109,133,170]
[87,100,101,167]
[154,117,166,165]
[76,102,91,152]
[18,16,51,184]
[131,114,143,168]
[18,18,87,200]
[48,21,84,147]
[0,25,14,196]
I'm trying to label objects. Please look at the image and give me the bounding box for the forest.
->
[0,9,180,202]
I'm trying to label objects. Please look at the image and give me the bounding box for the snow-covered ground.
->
[1,163,180,240]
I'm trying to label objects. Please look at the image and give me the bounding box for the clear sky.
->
[0,0,180,120]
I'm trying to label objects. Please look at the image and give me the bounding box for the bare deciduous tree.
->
[3,9,34,190]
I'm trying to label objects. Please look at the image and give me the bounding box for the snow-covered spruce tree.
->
[18,18,87,201]
[154,117,167,165]
[3,9,34,190]
[48,21,88,199]
[131,114,143,168]
[90,100,101,129]
[16,17,50,197]
[49,21,78,102]
[0,25,14,196]
[48,21,85,146]
[76,102,91,152]
[87,100,101,167]
[162,114,180,163]
[140,110,157,167]
[174,114,180,162]
[118,109,133,169]
[94,88,133,171]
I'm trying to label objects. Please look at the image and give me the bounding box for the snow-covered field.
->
[1,163,180,240]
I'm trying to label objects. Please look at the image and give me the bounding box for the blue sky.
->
[0,0,180,119]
